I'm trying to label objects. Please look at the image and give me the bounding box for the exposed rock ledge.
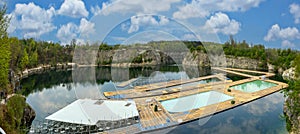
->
[282,67,296,80]
[283,67,300,134]
[284,98,300,134]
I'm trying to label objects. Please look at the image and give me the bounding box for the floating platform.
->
[103,67,288,134]
[116,78,137,88]
[41,68,288,134]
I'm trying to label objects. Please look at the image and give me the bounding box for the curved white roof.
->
[46,99,139,125]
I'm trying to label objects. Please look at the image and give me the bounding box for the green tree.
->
[29,50,38,67]
[20,49,29,70]
[0,5,10,92]
[0,5,9,38]
[6,95,26,130]
[0,37,11,92]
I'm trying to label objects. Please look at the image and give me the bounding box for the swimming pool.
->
[160,91,233,113]
[230,80,277,93]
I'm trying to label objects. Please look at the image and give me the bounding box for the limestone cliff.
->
[282,67,300,134]
[182,52,264,69]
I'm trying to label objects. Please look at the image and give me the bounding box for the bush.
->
[231,100,235,104]
[227,89,231,92]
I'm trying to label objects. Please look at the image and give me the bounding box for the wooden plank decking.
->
[100,68,288,134]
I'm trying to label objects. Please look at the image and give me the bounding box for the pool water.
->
[160,91,233,113]
[230,80,277,93]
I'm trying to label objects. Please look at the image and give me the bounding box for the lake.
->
[20,66,288,134]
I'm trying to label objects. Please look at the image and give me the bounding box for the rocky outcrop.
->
[284,98,300,134]
[22,104,35,128]
[268,63,275,72]
[226,56,263,69]
[283,67,300,134]
[282,67,296,80]
[182,52,264,69]
[21,63,72,78]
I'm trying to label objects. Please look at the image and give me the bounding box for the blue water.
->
[230,80,277,93]
[160,91,233,113]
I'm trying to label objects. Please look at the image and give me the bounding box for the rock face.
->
[283,67,300,134]
[226,56,263,69]
[96,48,187,67]
[284,96,300,134]
[73,48,266,69]
[268,63,275,72]
[282,67,296,80]
[182,52,263,69]
[22,104,36,128]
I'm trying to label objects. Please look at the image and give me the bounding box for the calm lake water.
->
[20,66,288,134]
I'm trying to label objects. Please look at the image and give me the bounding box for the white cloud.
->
[96,0,180,15]
[58,0,89,18]
[57,23,78,44]
[159,16,170,25]
[7,2,56,38]
[128,15,169,33]
[203,12,241,35]
[182,33,201,40]
[264,24,300,41]
[91,5,101,16]
[282,40,295,48]
[173,0,263,19]
[0,0,5,6]
[78,18,95,37]
[290,3,300,24]
[57,18,95,44]
[173,0,209,19]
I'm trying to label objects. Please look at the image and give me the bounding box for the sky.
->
[3,0,300,49]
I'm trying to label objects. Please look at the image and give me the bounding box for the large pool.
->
[230,80,277,93]
[160,91,233,113]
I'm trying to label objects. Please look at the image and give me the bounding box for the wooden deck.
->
[99,68,288,134]
[117,78,137,87]
[103,73,227,98]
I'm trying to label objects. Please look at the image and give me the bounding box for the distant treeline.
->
[7,38,299,73]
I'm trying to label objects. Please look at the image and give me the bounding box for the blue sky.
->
[4,0,300,49]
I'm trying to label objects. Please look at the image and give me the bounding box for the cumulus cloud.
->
[94,0,180,16]
[182,33,201,40]
[264,24,300,41]
[282,40,295,48]
[290,3,300,24]
[57,18,95,44]
[56,23,78,44]
[91,5,101,16]
[203,12,241,35]
[58,0,89,18]
[78,18,95,37]
[7,2,56,38]
[173,0,209,19]
[128,15,170,33]
[173,0,263,19]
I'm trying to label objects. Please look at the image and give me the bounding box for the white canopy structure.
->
[46,99,139,125]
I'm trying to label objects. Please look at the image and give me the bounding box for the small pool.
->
[230,80,277,93]
[160,91,233,113]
